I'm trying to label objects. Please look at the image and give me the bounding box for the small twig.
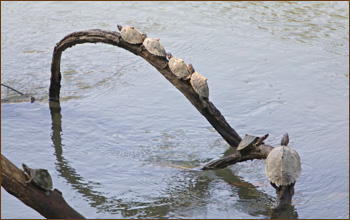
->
[1,83,35,103]
[1,83,25,96]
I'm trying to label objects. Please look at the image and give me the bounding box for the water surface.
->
[1,1,349,219]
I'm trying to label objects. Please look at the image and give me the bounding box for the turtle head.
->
[256,133,269,146]
[141,33,147,40]
[167,52,173,60]
[187,63,195,73]
[22,163,30,173]
[261,133,269,141]
[281,133,289,146]
[117,24,123,31]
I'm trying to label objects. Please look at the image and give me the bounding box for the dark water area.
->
[2,1,349,219]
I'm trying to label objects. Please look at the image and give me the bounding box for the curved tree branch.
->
[49,29,241,147]
[202,144,274,170]
[1,154,85,219]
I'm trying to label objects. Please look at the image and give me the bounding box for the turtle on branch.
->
[117,25,144,45]
[187,63,210,108]
[167,53,192,80]
[1,154,85,219]
[265,133,302,206]
[22,164,53,196]
[141,36,167,57]
[237,133,269,153]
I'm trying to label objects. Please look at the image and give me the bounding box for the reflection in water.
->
[271,204,298,219]
[48,101,298,218]
[49,101,108,208]
[214,168,274,217]
[48,101,301,218]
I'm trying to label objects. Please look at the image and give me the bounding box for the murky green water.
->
[1,1,349,219]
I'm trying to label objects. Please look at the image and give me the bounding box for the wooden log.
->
[1,154,85,219]
[201,144,274,170]
[48,29,241,147]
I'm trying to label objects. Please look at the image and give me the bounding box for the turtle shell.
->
[237,134,259,151]
[142,38,167,57]
[120,26,143,44]
[168,56,191,79]
[190,71,209,98]
[30,168,53,191]
[265,145,301,186]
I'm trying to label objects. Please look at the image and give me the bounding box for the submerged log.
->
[1,154,85,219]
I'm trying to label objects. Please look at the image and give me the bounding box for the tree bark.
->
[49,29,241,147]
[1,154,85,219]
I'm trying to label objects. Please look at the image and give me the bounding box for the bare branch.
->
[202,144,274,170]
[1,83,25,96]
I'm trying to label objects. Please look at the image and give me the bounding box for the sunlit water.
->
[1,1,349,219]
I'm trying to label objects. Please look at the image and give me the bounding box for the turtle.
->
[237,133,269,151]
[187,63,209,99]
[22,163,53,196]
[265,133,301,187]
[117,25,144,44]
[167,53,191,80]
[142,35,167,57]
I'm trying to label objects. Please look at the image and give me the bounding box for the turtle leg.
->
[270,182,280,191]
[139,45,145,53]
[45,190,50,196]
[183,75,191,81]
[199,96,209,108]
[117,35,122,42]
[289,181,295,196]
[23,177,32,187]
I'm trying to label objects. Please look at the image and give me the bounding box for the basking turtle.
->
[117,25,144,44]
[237,133,269,151]
[142,35,167,57]
[167,53,191,80]
[22,163,53,196]
[265,133,301,187]
[187,63,209,98]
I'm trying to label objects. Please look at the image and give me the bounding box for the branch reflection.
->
[49,100,298,218]
[49,101,108,208]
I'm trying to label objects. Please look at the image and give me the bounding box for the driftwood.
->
[1,154,85,219]
[202,143,274,170]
